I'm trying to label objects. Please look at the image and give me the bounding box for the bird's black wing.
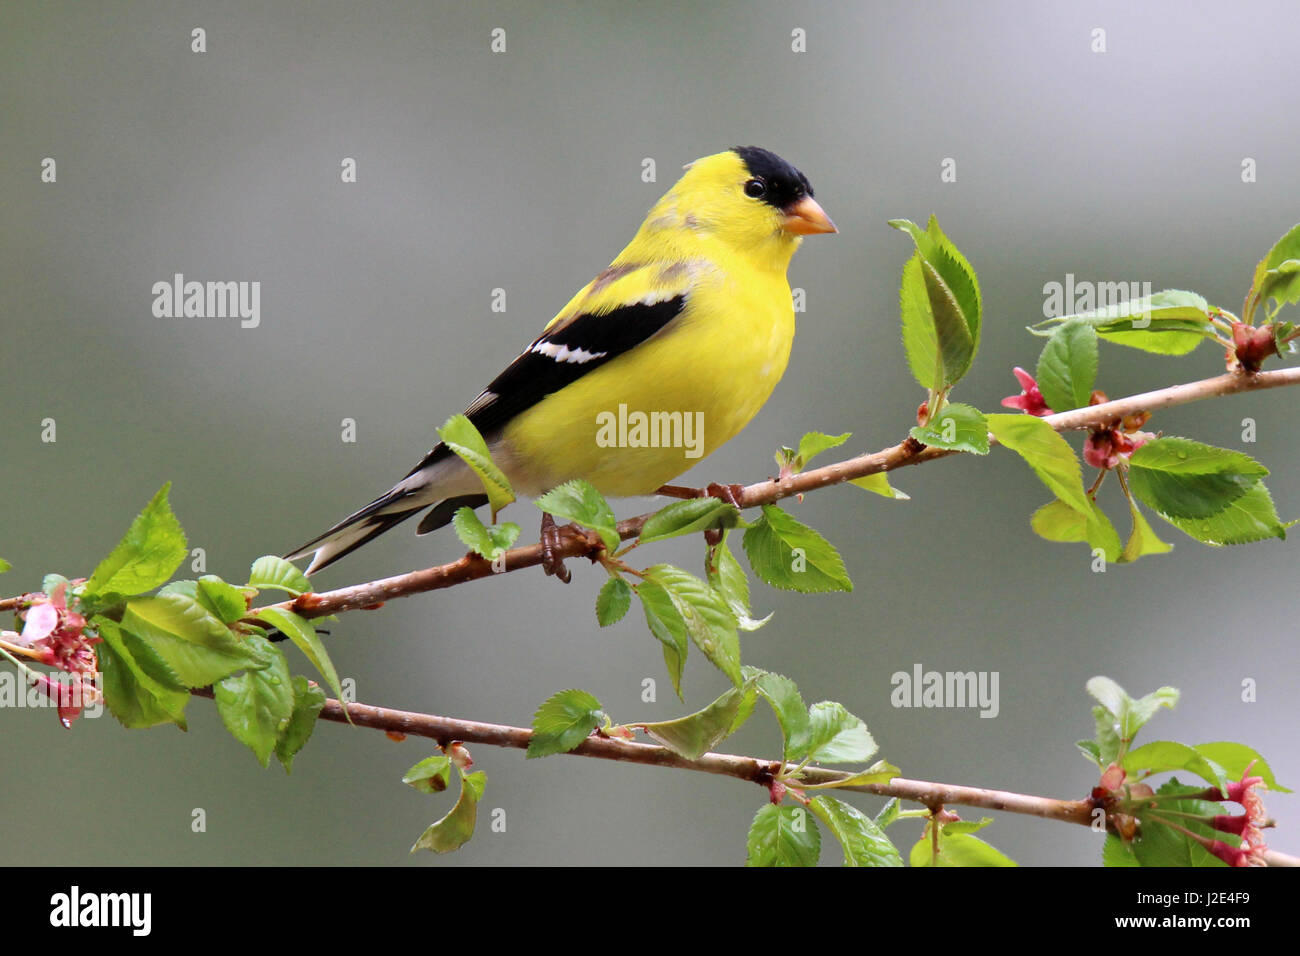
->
[403,292,686,479]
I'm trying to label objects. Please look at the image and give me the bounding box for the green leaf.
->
[809,795,903,867]
[910,826,1018,867]
[1076,739,1102,767]
[402,755,453,794]
[909,402,989,454]
[1193,742,1290,793]
[899,255,939,389]
[1035,318,1098,413]
[248,555,312,596]
[875,798,902,829]
[595,577,632,627]
[706,534,770,631]
[1250,222,1300,318]
[638,498,741,545]
[848,472,910,499]
[743,504,852,593]
[892,216,982,387]
[253,606,344,705]
[795,431,851,469]
[1119,491,1173,563]
[1102,834,1141,867]
[196,576,249,624]
[1122,740,1230,794]
[987,414,1121,561]
[635,581,688,699]
[451,506,520,560]
[745,804,820,867]
[121,593,266,688]
[1031,498,1088,543]
[1093,705,1122,766]
[805,701,877,764]
[438,414,515,520]
[1128,779,1226,867]
[0,558,10,573]
[526,689,603,758]
[1087,677,1178,757]
[827,760,901,789]
[642,684,747,760]
[1127,438,1267,520]
[1032,289,1213,356]
[753,670,810,762]
[1159,481,1287,546]
[275,677,326,773]
[411,770,486,854]
[213,635,295,768]
[86,483,187,597]
[94,617,190,730]
[640,565,741,686]
[535,479,619,553]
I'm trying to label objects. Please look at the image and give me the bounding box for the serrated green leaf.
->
[248,555,313,596]
[795,431,851,469]
[1087,678,1178,758]
[1035,318,1098,413]
[196,576,248,624]
[1119,490,1173,563]
[635,581,688,699]
[809,795,903,867]
[1193,742,1290,793]
[899,254,939,389]
[1122,740,1230,794]
[706,534,770,631]
[1127,438,1267,520]
[402,755,453,794]
[253,606,344,705]
[1032,289,1213,356]
[909,402,989,454]
[891,216,982,387]
[987,414,1120,561]
[641,565,741,686]
[526,689,603,758]
[1103,834,1141,867]
[451,506,519,560]
[535,479,619,552]
[438,414,515,519]
[1076,739,1102,767]
[94,617,190,730]
[875,798,902,829]
[848,472,910,499]
[805,701,877,764]
[275,676,326,773]
[824,759,901,789]
[121,593,265,688]
[595,576,632,627]
[642,684,747,760]
[1250,222,1300,319]
[1128,779,1226,867]
[745,804,820,867]
[910,827,1017,867]
[743,504,852,593]
[213,635,295,768]
[86,484,187,598]
[411,769,486,854]
[638,498,741,545]
[754,670,810,761]
[1158,481,1286,546]
[1093,704,1122,766]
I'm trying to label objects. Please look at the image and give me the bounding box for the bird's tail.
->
[284,485,488,576]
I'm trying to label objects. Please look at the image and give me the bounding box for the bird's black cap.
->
[732,146,814,211]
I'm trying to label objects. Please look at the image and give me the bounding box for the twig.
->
[278,366,1300,621]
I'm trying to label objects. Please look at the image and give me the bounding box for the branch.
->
[206,688,1296,866]
[278,365,1300,621]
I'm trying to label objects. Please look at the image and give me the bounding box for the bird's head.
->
[644,146,836,266]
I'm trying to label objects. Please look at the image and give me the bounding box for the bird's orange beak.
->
[781,196,837,235]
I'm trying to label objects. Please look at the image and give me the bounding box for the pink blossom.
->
[1000,367,1053,417]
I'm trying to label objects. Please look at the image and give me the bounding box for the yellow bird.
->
[287,146,835,574]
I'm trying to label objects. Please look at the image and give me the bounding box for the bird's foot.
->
[704,482,747,510]
[539,512,572,584]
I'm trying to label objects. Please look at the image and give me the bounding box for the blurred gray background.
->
[2,0,1296,866]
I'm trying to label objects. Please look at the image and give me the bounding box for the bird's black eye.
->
[743,178,767,199]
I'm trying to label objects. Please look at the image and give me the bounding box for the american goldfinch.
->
[287,146,835,574]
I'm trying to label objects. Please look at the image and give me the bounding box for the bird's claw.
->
[705,482,747,510]
[540,512,572,584]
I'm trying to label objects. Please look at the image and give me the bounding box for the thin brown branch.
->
[277,365,1300,621]
[227,689,1294,866]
